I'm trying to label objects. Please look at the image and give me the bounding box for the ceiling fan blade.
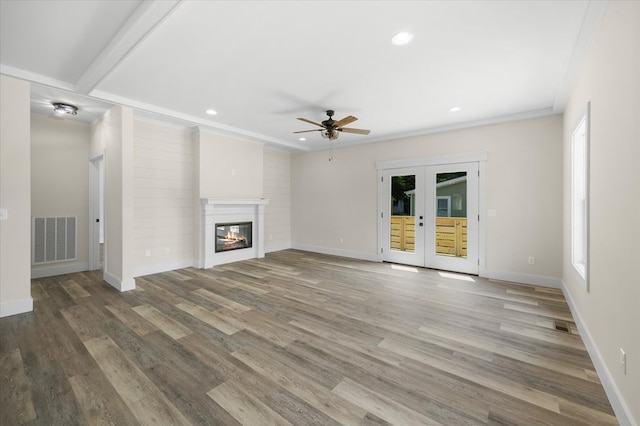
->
[333,115,358,127]
[297,117,324,127]
[339,127,371,135]
[293,129,322,133]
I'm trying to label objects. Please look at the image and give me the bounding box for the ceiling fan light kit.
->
[321,128,339,140]
[294,109,370,142]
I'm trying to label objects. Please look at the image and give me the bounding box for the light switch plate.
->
[0,209,7,220]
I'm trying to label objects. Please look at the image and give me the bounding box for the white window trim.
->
[571,102,590,291]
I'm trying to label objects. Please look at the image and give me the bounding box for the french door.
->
[381,167,425,266]
[381,162,479,274]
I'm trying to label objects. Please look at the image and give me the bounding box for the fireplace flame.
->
[216,223,251,253]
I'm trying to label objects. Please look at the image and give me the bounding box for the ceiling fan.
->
[294,110,370,141]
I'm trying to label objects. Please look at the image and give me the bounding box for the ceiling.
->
[0,0,605,151]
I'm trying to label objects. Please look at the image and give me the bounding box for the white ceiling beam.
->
[74,0,183,95]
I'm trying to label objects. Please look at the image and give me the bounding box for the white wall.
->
[562,1,639,423]
[198,130,264,198]
[133,120,194,276]
[30,113,90,278]
[90,105,135,291]
[194,129,265,265]
[28,107,277,282]
[263,147,291,252]
[0,75,32,317]
[292,115,563,283]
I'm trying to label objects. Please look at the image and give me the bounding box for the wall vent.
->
[32,216,77,265]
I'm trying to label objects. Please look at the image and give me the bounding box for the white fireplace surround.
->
[200,198,269,268]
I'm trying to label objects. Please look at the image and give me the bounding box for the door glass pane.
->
[390,175,415,253]
[435,172,467,258]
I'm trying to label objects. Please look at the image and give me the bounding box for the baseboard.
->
[104,271,136,292]
[265,243,292,253]
[0,297,33,318]
[31,262,89,279]
[562,283,636,426]
[481,270,562,288]
[291,244,380,262]
[133,260,194,278]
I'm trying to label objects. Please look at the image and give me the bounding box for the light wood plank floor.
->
[1,250,617,425]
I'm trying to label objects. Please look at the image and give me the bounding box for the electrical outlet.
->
[164,247,170,255]
[528,256,535,265]
[620,348,626,375]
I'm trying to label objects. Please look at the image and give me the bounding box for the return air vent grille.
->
[32,216,77,265]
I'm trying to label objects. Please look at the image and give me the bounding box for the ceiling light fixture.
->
[391,31,414,46]
[206,109,217,115]
[52,102,78,115]
[298,137,306,141]
[321,128,339,140]
[449,106,462,112]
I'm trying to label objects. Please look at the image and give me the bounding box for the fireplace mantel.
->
[200,198,269,268]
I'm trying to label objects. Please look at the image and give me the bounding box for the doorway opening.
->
[89,153,105,271]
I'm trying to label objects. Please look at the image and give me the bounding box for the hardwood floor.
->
[1,250,617,425]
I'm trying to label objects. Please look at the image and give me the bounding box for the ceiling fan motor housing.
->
[322,110,336,128]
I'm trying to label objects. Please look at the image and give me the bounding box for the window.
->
[436,196,451,217]
[571,103,590,289]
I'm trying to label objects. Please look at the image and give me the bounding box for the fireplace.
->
[200,198,269,268]
[216,222,252,253]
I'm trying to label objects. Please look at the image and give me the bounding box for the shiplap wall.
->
[133,120,194,276]
[263,147,291,252]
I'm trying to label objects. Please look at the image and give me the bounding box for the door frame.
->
[88,151,105,271]
[376,152,487,274]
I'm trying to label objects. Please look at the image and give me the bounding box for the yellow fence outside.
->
[435,217,467,257]
[390,216,415,252]
[391,216,467,257]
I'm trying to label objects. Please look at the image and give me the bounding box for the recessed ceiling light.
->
[391,31,414,46]
[449,106,462,112]
[298,137,306,141]
[205,109,217,115]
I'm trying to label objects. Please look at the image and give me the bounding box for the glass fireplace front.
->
[215,222,252,253]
